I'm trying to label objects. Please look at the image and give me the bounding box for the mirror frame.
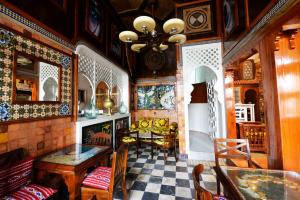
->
[12,50,62,104]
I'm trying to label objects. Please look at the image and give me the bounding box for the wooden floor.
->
[231,152,268,169]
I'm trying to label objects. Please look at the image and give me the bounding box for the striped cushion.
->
[4,184,57,200]
[82,167,112,190]
[0,157,34,197]
[213,195,227,200]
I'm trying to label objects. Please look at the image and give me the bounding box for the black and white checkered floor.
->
[113,145,218,200]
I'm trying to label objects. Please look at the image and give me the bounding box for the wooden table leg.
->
[62,173,76,200]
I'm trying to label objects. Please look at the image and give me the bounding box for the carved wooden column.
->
[259,33,283,170]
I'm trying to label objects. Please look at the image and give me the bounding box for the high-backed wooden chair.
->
[193,164,227,200]
[213,138,252,194]
[151,130,177,161]
[81,144,128,200]
[87,132,112,147]
[117,129,139,158]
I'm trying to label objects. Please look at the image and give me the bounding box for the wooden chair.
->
[192,164,227,200]
[213,138,253,167]
[213,138,252,194]
[81,144,128,200]
[151,130,177,161]
[117,129,139,158]
[87,132,112,147]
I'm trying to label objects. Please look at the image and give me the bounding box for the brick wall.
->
[0,118,75,157]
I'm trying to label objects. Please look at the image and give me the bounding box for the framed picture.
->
[223,0,245,40]
[137,85,175,110]
[50,0,67,11]
[109,21,122,61]
[176,1,216,40]
[85,0,104,42]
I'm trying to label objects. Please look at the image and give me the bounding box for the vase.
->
[85,97,98,119]
[119,101,127,114]
[104,91,114,116]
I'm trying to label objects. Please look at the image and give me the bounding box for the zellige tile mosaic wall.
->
[0,27,72,122]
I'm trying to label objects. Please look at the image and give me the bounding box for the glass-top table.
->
[36,144,112,199]
[40,144,109,166]
[219,166,300,200]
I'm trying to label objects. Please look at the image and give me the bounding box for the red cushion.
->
[0,157,34,197]
[213,194,227,200]
[4,183,57,200]
[82,167,112,190]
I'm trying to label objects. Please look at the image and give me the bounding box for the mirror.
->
[13,51,61,102]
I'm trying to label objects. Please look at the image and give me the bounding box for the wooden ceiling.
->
[109,0,176,29]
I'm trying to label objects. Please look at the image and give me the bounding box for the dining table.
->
[35,143,113,200]
[214,166,300,200]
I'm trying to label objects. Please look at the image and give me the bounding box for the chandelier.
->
[118,2,186,53]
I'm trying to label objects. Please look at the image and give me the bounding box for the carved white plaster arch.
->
[76,44,129,108]
[181,41,227,155]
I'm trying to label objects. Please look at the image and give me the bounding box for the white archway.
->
[181,41,227,156]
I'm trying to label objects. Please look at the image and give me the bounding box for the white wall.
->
[188,103,209,133]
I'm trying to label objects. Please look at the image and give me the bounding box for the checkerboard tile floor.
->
[113,145,218,200]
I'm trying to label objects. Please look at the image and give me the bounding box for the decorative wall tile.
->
[11,104,31,120]
[0,102,11,121]
[59,103,71,116]
[0,27,73,122]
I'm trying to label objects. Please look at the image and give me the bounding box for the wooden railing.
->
[238,122,267,153]
[235,103,255,122]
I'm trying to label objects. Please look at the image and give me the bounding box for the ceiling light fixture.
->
[118,0,186,53]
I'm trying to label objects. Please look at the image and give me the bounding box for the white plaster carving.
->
[76,45,129,109]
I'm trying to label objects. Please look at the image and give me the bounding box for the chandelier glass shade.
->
[133,16,156,33]
[119,15,186,53]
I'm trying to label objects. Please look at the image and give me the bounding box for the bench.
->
[0,148,58,199]
[129,118,178,138]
